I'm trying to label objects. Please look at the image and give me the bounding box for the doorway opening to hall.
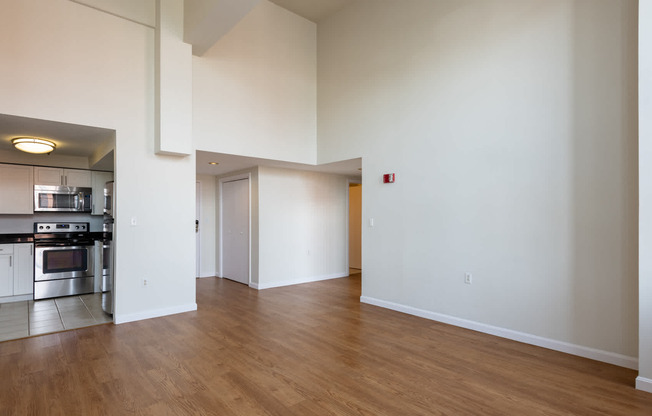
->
[349,183,362,278]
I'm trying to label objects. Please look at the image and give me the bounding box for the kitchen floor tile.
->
[30,325,64,336]
[0,312,27,322]
[29,318,63,329]
[0,329,29,341]
[60,309,92,318]
[29,311,61,323]
[0,321,28,334]
[0,301,28,309]
[62,318,97,330]
[89,312,112,324]
[29,313,61,326]
[0,293,111,343]
[29,299,57,311]
[54,297,85,307]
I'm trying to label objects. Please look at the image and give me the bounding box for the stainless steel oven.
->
[34,222,94,300]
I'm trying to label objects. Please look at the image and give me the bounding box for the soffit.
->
[268,0,356,22]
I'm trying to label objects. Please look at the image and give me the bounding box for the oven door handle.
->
[36,243,93,248]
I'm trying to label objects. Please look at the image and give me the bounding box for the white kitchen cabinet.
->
[65,169,92,187]
[0,245,14,298]
[91,171,113,215]
[0,164,33,214]
[33,166,63,186]
[0,244,33,300]
[34,167,92,187]
[13,244,33,296]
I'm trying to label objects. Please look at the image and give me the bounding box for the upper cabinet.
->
[34,167,91,187]
[91,171,113,215]
[0,164,33,214]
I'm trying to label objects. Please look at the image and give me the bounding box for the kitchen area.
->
[0,114,116,342]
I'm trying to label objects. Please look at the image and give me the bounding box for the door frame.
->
[218,172,252,286]
[347,178,362,273]
[196,180,201,278]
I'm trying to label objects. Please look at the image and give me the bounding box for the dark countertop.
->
[0,234,34,244]
[0,232,109,244]
[88,231,110,241]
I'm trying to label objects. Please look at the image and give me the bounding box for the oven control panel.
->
[34,222,89,233]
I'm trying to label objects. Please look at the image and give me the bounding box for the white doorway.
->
[221,177,250,285]
[349,183,362,273]
[196,181,201,278]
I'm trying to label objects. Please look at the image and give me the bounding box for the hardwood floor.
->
[1,275,651,415]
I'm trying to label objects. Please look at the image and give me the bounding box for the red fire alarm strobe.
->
[383,173,395,183]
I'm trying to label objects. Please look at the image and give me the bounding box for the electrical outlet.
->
[143,279,148,286]
[464,272,472,285]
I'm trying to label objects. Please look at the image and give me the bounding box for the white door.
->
[196,181,201,278]
[222,179,249,285]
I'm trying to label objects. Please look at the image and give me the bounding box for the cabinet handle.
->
[30,246,33,256]
[61,175,64,185]
[9,256,11,268]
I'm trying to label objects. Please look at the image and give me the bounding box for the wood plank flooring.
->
[1,274,651,415]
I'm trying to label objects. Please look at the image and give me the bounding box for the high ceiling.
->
[0,0,361,177]
[269,0,356,22]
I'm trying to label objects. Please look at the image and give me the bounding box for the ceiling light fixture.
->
[12,137,56,154]
[208,162,219,165]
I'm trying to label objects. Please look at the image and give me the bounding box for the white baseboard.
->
[114,303,197,324]
[360,296,638,370]
[255,272,348,290]
[637,377,652,393]
[0,294,33,304]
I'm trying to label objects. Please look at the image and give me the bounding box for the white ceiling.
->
[197,151,361,178]
[0,113,114,158]
[269,0,357,22]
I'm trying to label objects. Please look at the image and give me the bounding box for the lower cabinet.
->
[0,243,34,300]
[0,245,13,297]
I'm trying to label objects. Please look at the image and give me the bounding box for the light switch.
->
[131,217,137,226]
[369,218,375,227]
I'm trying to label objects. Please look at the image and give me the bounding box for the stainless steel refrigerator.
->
[102,181,114,314]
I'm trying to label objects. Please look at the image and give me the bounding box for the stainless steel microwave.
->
[34,185,92,213]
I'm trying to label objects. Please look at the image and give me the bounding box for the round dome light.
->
[12,137,56,154]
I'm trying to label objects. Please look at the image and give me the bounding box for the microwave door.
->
[38,193,53,210]
[37,192,74,211]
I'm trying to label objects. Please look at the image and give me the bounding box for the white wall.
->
[197,174,216,277]
[0,0,196,323]
[639,0,652,394]
[318,0,638,365]
[257,166,348,288]
[192,0,317,164]
[69,0,155,27]
[0,150,91,170]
